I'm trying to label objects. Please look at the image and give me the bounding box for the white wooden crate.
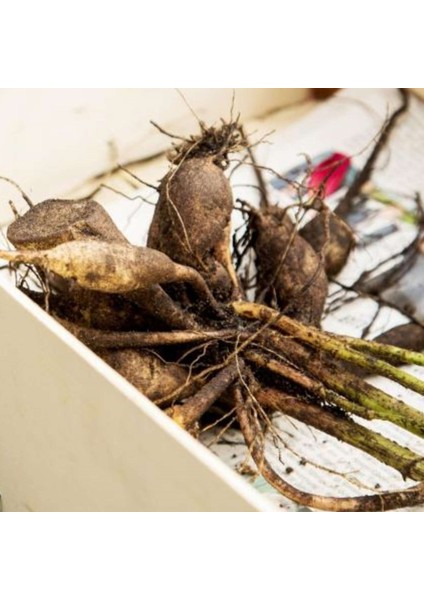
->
[0,88,309,511]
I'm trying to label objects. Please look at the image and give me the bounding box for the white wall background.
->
[0,88,309,224]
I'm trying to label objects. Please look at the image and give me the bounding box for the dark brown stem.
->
[336,88,409,218]
[57,318,237,349]
[240,126,269,208]
[299,89,409,275]
[167,361,241,429]
[0,175,34,207]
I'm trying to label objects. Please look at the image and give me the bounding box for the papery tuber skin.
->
[300,211,355,276]
[147,156,240,301]
[0,240,220,309]
[7,198,127,250]
[97,348,193,401]
[7,197,141,328]
[251,206,328,326]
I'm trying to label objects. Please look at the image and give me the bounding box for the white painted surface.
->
[0,277,272,511]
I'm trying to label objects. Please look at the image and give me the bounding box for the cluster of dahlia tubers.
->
[2,100,424,511]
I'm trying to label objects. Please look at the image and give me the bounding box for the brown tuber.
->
[300,210,355,276]
[5,197,207,330]
[148,126,244,302]
[252,205,328,326]
[0,240,221,313]
[98,348,193,401]
[22,288,150,331]
[7,198,128,250]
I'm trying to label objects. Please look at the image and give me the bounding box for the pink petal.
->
[309,152,351,198]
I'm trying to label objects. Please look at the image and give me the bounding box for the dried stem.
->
[0,175,34,207]
[263,328,424,438]
[167,361,241,430]
[336,88,409,217]
[239,125,269,208]
[58,319,237,349]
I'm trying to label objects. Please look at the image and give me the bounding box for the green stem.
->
[258,387,424,482]
[257,328,424,439]
[342,335,424,367]
[320,338,424,396]
[245,350,375,420]
[233,302,424,396]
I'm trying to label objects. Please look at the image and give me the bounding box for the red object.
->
[309,152,351,198]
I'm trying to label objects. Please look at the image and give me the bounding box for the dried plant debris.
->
[4,98,424,512]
